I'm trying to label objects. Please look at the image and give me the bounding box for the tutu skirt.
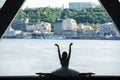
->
[51,67,79,77]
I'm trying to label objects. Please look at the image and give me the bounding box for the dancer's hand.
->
[70,43,73,46]
[55,43,59,47]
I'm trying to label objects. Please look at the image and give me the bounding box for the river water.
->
[0,39,120,76]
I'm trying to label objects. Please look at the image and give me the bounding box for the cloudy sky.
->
[0,0,100,9]
[21,0,100,9]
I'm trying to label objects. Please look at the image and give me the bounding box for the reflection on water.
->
[0,39,120,76]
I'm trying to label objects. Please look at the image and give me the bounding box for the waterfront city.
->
[3,2,120,40]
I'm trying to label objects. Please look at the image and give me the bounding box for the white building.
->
[69,2,97,10]
[100,22,119,37]
[26,22,51,33]
[54,18,78,35]
[62,19,78,30]
[78,24,95,35]
[40,22,51,33]
[79,24,93,30]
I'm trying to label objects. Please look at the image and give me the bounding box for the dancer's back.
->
[55,43,73,68]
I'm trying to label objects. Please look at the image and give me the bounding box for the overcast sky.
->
[0,0,100,9]
[21,0,100,9]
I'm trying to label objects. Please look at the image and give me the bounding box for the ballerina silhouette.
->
[51,43,80,77]
[36,43,95,77]
[55,43,73,68]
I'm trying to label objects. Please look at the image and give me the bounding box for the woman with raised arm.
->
[52,43,79,77]
[55,43,73,68]
[36,43,95,77]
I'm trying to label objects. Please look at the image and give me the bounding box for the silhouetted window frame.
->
[0,0,120,79]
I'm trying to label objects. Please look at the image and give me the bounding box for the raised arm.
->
[55,43,61,60]
[68,43,73,59]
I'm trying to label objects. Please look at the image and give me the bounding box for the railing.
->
[0,75,120,80]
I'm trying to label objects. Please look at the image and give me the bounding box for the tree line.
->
[15,6,112,28]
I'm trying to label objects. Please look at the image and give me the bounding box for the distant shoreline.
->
[2,37,120,40]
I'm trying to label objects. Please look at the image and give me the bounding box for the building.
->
[26,23,41,32]
[100,22,119,37]
[4,26,16,38]
[54,18,78,35]
[40,22,51,33]
[69,2,97,10]
[78,24,93,30]
[54,19,63,35]
[62,19,78,30]
[62,30,78,38]
[11,19,26,31]
[78,24,95,35]
[26,22,51,34]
